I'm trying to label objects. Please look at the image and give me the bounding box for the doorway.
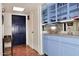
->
[12,15,26,46]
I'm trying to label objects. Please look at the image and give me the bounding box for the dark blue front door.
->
[12,15,26,46]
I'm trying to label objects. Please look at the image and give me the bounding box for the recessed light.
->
[13,7,24,11]
[51,26,56,30]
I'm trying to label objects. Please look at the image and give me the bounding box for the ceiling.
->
[2,3,42,14]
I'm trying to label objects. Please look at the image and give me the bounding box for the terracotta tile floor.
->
[13,44,40,56]
[4,44,40,56]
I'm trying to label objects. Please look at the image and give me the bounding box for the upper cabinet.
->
[57,3,68,21]
[42,3,79,24]
[48,4,56,24]
[69,3,79,19]
[42,4,49,24]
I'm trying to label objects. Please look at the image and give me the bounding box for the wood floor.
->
[4,44,39,56]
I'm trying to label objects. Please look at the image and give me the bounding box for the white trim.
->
[31,13,34,49]
[59,19,74,22]
[40,5,43,55]
[38,5,43,55]
[12,13,27,16]
[26,15,29,45]
[37,7,39,53]
[38,7,40,54]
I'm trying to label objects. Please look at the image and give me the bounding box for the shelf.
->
[57,4,67,9]
[69,3,78,7]
[3,35,12,56]
[4,42,11,48]
[69,8,79,13]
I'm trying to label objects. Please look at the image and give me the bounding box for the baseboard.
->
[32,49,39,54]
[27,45,44,55]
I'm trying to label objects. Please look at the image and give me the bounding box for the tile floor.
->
[4,44,40,56]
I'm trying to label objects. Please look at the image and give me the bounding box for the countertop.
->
[43,33,79,46]
[43,33,79,38]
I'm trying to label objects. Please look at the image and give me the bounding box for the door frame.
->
[11,13,29,45]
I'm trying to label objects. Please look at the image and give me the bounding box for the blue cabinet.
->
[43,36,48,54]
[42,4,57,24]
[69,3,79,18]
[48,4,56,23]
[43,35,79,56]
[47,36,60,56]
[57,3,68,21]
[42,3,79,24]
[42,4,49,24]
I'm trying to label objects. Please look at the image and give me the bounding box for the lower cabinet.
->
[47,40,60,56]
[62,43,77,56]
[43,36,48,55]
[43,35,79,56]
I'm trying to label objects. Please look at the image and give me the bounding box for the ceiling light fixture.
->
[13,7,24,11]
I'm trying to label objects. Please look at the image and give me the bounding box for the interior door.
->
[12,15,26,46]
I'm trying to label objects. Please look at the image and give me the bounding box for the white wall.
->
[27,9,39,51]
[27,12,34,48]
[32,8,39,52]
[0,3,2,56]
[37,5,43,54]
[26,5,43,55]
[32,6,43,54]
[4,13,12,36]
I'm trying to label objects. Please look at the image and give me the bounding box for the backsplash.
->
[43,21,79,36]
